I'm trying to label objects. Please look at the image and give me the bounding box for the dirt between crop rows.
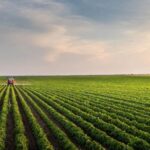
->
[5,88,15,150]
[23,94,60,150]
[26,90,82,150]
[16,93,38,150]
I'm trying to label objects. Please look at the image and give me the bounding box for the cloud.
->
[33,25,110,63]
[0,0,111,63]
[0,0,150,75]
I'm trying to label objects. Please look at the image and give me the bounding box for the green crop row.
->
[14,87,54,150]
[0,86,7,100]
[58,90,150,124]
[42,91,150,148]
[0,86,10,150]
[49,89,150,131]
[54,89,149,115]
[19,88,78,150]
[81,92,150,118]
[42,89,150,143]
[25,88,133,150]
[88,90,150,107]
[29,87,150,134]
[21,88,105,150]
[11,86,28,150]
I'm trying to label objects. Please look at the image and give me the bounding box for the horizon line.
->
[1,73,150,77]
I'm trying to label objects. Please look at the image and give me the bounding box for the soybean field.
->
[0,75,150,150]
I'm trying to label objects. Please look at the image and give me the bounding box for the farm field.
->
[0,75,150,150]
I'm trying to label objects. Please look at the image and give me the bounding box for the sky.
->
[0,0,150,75]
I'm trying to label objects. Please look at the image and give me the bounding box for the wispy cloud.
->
[0,0,150,75]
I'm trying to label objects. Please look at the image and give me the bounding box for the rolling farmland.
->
[0,75,150,150]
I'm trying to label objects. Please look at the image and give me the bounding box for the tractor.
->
[7,77,15,85]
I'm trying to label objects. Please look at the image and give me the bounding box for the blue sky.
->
[0,0,150,75]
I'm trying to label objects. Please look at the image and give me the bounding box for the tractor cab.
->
[7,77,15,85]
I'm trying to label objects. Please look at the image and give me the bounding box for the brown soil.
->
[24,96,60,150]
[26,90,82,150]
[5,87,15,150]
[16,93,38,150]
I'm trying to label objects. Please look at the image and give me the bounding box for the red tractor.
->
[7,78,15,85]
